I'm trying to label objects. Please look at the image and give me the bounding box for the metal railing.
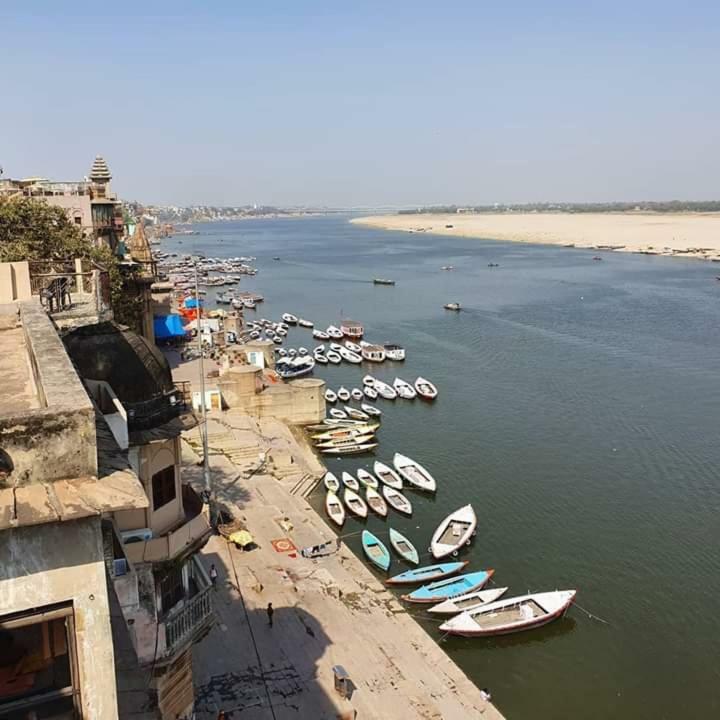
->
[165,581,213,654]
[28,258,111,315]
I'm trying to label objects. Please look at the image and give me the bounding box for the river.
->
[162,215,720,719]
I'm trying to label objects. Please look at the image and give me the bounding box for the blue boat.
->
[361,530,391,572]
[401,570,495,603]
[385,561,468,586]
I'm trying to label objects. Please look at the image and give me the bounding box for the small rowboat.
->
[329,408,348,420]
[337,387,351,402]
[414,377,438,401]
[324,389,337,403]
[444,302,461,311]
[381,485,412,515]
[386,561,468,586]
[329,343,344,352]
[326,351,342,364]
[430,504,477,559]
[388,528,419,565]
[365,486,388,517]
[401,570,494,604]
[373,379,397,400]
[345,341,363,354]
[393,377,417,399]
[361,402,381,416]
[363,386,378,400]
[341,472,360,491]
[345,406,370,421]
[325,492,345,527]
[344,488,368,518]
[338,346,362,364]
[393,453,436,492]
[298,347,308,355]
[321,443,377,455]
[427,587,509,615]
[374,461,403,489]
[356,469,379,489]
[314,353,328,364]
[323,472,341,492]
[281,313,298,324]
[361,530,391,571]
[350,388,364,400]
[362,374,376,386]
[313,329,330,340]
[311,423,380,441]
[298,318,313,328]
[438,590,577,637]
[315,435,376,450]
[326,325,344,339]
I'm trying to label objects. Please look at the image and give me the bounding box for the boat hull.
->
[401,570,493,604]
[386,561,468,586]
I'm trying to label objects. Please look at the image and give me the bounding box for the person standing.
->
[209,563,218,588]
[266,602,274,627]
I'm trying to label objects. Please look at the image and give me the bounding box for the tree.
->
[0,197,143,329]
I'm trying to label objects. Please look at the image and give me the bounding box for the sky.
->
[1,1,718,207]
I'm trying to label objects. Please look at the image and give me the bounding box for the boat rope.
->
[572,602,611,625]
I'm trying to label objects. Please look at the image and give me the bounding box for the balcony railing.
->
[165,581,213,655]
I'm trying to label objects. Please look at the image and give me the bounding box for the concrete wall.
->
[0,261,32,302]
[42,193,94,236]
[0,516,119,719]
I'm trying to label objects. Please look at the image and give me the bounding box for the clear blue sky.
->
[1,1,718,207]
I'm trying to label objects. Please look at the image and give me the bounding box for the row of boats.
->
[325,374,437,404]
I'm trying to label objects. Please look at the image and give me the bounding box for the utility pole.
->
[193,259,211,504]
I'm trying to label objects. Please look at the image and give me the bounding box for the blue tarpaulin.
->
[183,297,203,309]
[154,314,187,339]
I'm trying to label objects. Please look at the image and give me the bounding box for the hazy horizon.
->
[2,1,718,207]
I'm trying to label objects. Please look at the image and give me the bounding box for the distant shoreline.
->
[351,212,720,261]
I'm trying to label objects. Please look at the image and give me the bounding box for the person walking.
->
[266,602,274,627]
[209,563,218,588]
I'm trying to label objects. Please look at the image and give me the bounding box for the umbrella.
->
[229,530,254,548]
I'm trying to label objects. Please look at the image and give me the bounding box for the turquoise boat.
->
[385,560,468,586]
[361,530,391,571]
[388,528,419,565]
[401,570,495,604]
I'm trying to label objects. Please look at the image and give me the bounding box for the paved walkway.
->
[184,417,504,720]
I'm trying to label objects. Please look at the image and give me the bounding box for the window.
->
[0,605,80,718]
[159,565,185,616]
[74,217,82,225]
[152,465,176,510]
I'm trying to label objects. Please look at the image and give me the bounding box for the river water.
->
[164,215,720,719]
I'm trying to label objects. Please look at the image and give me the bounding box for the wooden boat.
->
[341,471,360,491]
[313,352,328,364]
[427,587,509,615]
[363,385,378,400]
[393,453,436,492]
[313,329,330,340]
[356,468,379,489]
[361,530,390,571]
[311,423,380,441]
[444,302,461,311]
[393,377,417,399]
[314,344,326,353]
[298,318,313,328]
[276,357,315,379]
[361,344,386,362]
[430,504,477,559]
[344,406,370,421]
[350,388,364,400]
[401,570,494,604]
[326,325,344,339]
[323,472,341,492]
[386,561,468,586]
[415,377,438,401]
[329,408,348,420]
[373,379,397,400]
[329,342,344,352]
[381,485,412,515]
[325,491,345,527]
[338,346,362,364]
[344,488,368,518]
[340,319,364,339]
[324,389,337,403]
[362,374,376,386]
[373,461,403,489]
[315,434,375,450]
[438,590,577,637]
[281,313,298,324]
[373,278,395,285]
[383,343,405,361]
[326,351,342,364]
[388,528,419,565]
[321,442,378,455]
[337,386,351,401]
[361,402,381,417]
[345,341,363,354]
[365,486,388,517]
[298,347,309,355]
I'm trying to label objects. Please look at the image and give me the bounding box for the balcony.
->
[165,573,214,656]
[123,486,212,565]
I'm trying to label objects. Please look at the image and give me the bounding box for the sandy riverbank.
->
[352,212,720,260]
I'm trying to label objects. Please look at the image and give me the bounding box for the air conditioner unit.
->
[121,528,153,544]
[113,559,128,576]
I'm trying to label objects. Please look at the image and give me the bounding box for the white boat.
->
[356,468,379,489]
[363,385,378,400]
[430,504,477,559]
[341,471,360,491]
[344,406,370,421]
[350,388,364,400]
[393,453,436,492]
[427,587,509,615]
[311,423,380,441]
[243,299,256,309]
[329,408,348,420]
[329,342,343,352]
[288,348,297,357]
[315,433,376,449]
[340,319,364,339]
[365,486,388,517]
[325,491,345,527]
[276,357,315,379]
[298,318,313,328]
[361,344,386,362]
[343,487,368,517]
[338,346,362,364]
[272,336,283,344]
[313,329,330,340]
[276,328,288,337]
[415,377,438,400]
[321,443,378,455]
[337,386,351,401]
[361,403,381,417]
[393,377,417,399]
[314,352,328,364]
[373,379,397,400]
[438,590,577,637]
[383,343,406,361]
[345,340,362,354]
[231,298,244,309]
[444,302,461,311]
[326,351,342,364]
[324,389,337,403]
[323,472,341,492]
[277,348,287,357]
[326,325,344,339]
[362,374,377,387]
[373,461,403,489]
[282,313,298,324]
[382,485,412,515]
[314,344,326,354]
[298,347,308,355]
